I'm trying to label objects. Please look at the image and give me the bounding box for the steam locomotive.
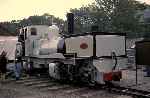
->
[16,13,127,84]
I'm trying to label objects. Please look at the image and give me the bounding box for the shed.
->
[0,36,17,60]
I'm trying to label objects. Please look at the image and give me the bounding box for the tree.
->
[69,0,149,37]
[0,13,65,36]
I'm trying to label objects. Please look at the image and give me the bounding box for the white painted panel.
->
[96,35,125,57]
[65,35,93,57]
[25,39,32,56]
[24,25,61,57]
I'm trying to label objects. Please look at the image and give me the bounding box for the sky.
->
[0,0,93,21]
[0,0,149,22]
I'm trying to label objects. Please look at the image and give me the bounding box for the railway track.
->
[11,76,107,98]
[108,85,150,98]
[6,76,150,98]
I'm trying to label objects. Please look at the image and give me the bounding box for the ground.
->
[0,77,132,98]
[1,64,149,98]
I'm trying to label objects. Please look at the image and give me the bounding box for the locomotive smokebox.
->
[67,13,74,34]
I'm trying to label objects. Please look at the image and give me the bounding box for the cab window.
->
[30,28,37,35]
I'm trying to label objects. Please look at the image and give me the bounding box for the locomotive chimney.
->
[67,13,74,34]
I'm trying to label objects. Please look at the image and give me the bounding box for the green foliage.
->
[70,0,150,38]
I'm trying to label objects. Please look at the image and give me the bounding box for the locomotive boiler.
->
[16,13,127,84]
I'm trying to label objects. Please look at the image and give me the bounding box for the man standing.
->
[0,51,7,81]
[14,57,22,80]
